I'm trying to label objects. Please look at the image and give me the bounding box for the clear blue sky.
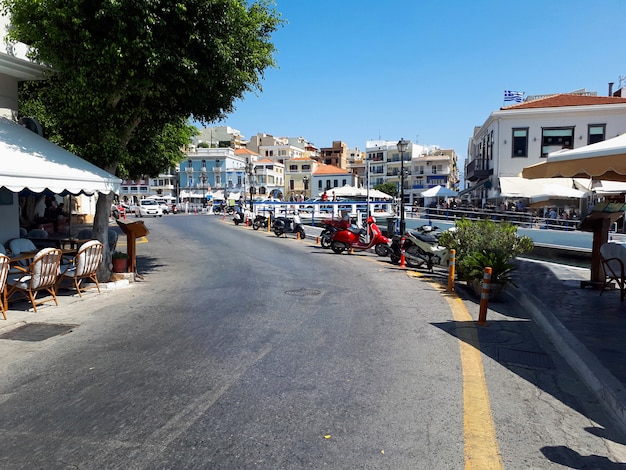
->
[216,0,626,165]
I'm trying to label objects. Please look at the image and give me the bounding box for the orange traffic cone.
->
[399,236,406,268]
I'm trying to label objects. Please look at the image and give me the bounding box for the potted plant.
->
[439,218,534,299]
[111,250,129,273]
[463,250,518,299]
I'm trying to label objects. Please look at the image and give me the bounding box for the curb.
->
[510,286,626,436]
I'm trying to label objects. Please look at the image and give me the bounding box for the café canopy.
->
[0,117,120,195]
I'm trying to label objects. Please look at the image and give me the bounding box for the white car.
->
[135,199,163,217]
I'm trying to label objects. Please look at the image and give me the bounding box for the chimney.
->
[609,82,614,96]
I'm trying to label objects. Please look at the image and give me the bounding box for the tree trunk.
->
[94,192,113,281]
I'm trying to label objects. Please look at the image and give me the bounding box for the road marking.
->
[407,271,504,469]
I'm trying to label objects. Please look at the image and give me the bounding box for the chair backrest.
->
[19,227,27,238]
[27,228,49,239]
[0,254,9,293]
[8,237,37,255]
[0,244,6,255]
[600,243,626,275]
[76,228,93,240]
[76,228,117,251]
[30,248,62,289]
[74,240,103,276]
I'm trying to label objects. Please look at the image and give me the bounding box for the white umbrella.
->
[421,185,458,198]
[522,133,626,181]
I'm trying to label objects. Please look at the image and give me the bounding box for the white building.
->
[364,140,458,205]
[463,88,626,203]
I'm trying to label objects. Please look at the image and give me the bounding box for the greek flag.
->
[504,90,524,103]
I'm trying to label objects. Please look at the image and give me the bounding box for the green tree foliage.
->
[1,0,283,277]
[2,0,283,175]
[374,182,398,198]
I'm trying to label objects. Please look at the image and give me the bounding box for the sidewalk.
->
[508,258,626,436]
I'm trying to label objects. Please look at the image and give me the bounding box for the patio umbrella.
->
[420,185,458,198]
[522,135,626,288]
[522,133,626,181]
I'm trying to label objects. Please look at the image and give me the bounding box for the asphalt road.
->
[0,214,625,469]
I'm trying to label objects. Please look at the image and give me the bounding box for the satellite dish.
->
[18,117,43,136]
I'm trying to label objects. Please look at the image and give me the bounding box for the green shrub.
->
[464,250,517,286]
[438,218,533,282]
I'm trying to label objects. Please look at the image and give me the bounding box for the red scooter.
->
[320,217,351,249]
[330,216,391,256]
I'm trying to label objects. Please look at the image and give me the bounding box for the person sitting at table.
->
[53,203,68,233]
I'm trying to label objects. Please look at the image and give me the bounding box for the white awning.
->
[499,176,589,199]
[0,117,120,195]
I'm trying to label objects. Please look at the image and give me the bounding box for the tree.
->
[2,0,283,277]
[374,182,398,198]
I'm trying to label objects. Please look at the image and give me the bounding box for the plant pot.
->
[469,278,507,301]
[112,257,128,273]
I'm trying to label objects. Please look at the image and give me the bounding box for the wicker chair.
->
[0,254,10,319]
[6,247,63,312]
[57,240,103,297]
[600,242,626,301]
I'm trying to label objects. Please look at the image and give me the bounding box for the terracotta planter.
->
[112,257,128,273]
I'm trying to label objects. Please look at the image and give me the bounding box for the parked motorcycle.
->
[213,204,234,215]
[390,225,451,270]
[273,215,306,239]
[319,218,350,249]
[329,216,391,255]
[252,214,270,231]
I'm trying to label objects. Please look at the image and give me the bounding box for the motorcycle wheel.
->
[274,229,283,237]
[330,241,347,254]
[390,253,400,264]
[253,221,261,230]
[298,228,306,240]
[320,230,332,248]
[405,245,426,268]
[375,243,390,257]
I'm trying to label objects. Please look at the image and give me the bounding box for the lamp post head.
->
[397,138,409,153]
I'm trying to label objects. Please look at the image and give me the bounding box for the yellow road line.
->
[407,271,503,469]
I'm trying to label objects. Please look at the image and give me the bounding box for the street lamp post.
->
[185,159,193,211]
[302,176,309,200]
[366,156,371,217]
[201,159,207,208]
[245,159,254,211]
[397,138,409,234]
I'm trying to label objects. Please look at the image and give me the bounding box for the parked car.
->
[135,199,163,217]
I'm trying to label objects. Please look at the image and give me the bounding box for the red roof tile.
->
[313,164,351,175]
[502,94,626,110]
[235,148,260,156]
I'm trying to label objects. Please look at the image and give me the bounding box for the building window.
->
[289,179,294,190]
[318,180,322,189]
[512,128,528,158]
[588,124,605,145]
[541,127,574,157]
[289,165,298,171]
[333,179,338,187]
[302,164,311,171]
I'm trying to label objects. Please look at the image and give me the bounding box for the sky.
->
[214,0,626,167]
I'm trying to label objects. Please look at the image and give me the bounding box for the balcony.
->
[465,159,493,182]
